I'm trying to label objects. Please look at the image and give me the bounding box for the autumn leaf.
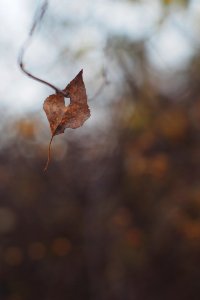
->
[43,69,90,171]
[43,93,66,136]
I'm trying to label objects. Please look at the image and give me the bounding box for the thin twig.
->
[18,0,69,98]
[19,57,68,97]
[89,66,110,101]
[29,0,48,36]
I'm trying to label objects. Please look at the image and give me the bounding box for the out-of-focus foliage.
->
[1,0,200,300]
[162,0,189,6]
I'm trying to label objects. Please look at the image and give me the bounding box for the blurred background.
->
[1,0,200,299]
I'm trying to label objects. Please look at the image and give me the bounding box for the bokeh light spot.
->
[4,246,23,266]
[51,237,72,257]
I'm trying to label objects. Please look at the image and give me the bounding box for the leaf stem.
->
[43,135,54,172]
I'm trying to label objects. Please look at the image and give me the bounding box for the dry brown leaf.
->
[43,93,66,136]
[43,69,90,171]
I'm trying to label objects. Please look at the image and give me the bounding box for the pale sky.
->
[0,0,199,114]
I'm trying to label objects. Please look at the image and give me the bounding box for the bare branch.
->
[89,66,110,101]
